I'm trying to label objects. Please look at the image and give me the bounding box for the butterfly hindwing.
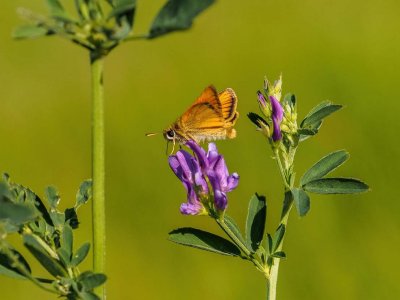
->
[218,88,238,123]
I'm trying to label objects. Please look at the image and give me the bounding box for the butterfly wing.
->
[218,88,239,124]
[176,86,239,142]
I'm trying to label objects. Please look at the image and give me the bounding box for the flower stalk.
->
[91,53,106,299]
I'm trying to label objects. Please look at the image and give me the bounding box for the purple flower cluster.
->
[168,141,239,215]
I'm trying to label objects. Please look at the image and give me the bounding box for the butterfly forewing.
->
[166,85,239,144]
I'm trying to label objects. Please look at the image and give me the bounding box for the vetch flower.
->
[169,141,239,215]
[201,143,239,210]
[269,95,284,141]
[168,149,208,215]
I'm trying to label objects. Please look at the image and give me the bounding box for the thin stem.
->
[124,33,150,41]
[91,52,106,299]
[273,149,290,189]
[216,218,268,277]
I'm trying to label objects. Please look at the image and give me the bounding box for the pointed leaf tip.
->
[301,150,350,186]
[148,0,215,39]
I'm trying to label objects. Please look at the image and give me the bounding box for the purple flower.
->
[257,91,267,109]
[168,149,208,215]
[269,95,284,141]
[169,141,239,215]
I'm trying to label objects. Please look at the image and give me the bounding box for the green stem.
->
[267,150,295,299]
[91,52,106,299]
[216,218,268,277]
[267,191,293,300]
[274,149,290,189]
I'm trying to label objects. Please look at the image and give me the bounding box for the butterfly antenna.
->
[145,132,159,137]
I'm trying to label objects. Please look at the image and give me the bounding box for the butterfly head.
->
[163,128,176,141]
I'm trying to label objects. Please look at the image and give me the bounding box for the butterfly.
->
[147,85,239,152]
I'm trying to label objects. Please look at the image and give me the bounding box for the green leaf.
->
[78,271,107,291]
[224,215,246,247]
[71,243,90,267]
[301,150,350,186]
[45,186,60,209]
[78,291,100,300]
[56,247,70,267]
[76,180,92,209]
[46,0,71,21]
[272,224,285,252]
[0,201,38,225]
[303,178,370,194]
[13,25,50,39]
[291,188,311,217]
[271,251,286,259]
[301,101,342,129]
[169,227,241,256]
[0,248,31,279]
[10,184,54,227]
[281,191,293,220]
[49,211,65,228]
[61,224,73,261]
[245,193,267,252]
[282,93,296,108]
[266,234,273,255]
[299,121,322,141]
[23,234,67,277]
[148,0,215,39]
[298,127,319,136]
[108,0,136,25]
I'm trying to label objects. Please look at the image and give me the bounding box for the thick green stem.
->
[267,191,293,300]
[266,151,295,300]
[91,53,106,299]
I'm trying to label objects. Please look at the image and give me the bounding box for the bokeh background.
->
[1,0,399,299]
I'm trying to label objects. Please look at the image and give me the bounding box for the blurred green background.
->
[1,0,399,299]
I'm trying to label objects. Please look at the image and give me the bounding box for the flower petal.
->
[186,140,208,171]
[272,117,282,141]
[257,91,267,108]
[180,202,203,215]
[213,155,229,190]
[175,150,197,183]
[269,96,284,141]
[270,96,283,122]
[213,189,228,211]
[226,173,239,192]
[207,170,227,211]
[207,143,219,168]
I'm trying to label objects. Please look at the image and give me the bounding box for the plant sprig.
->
[167,75,369,300]
[0,174,105,300]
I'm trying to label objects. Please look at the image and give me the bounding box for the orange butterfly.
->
[147,85,239,151]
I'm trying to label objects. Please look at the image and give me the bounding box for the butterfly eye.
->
[166,130,175,140]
